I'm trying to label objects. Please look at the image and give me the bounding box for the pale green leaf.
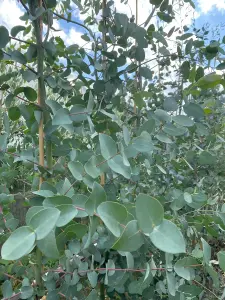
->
[87,271,98,288]
[152,31,168,46]
[56,205,78,227]
[37,230,59,259]
[149,219,186,254]
[135,194,164,234]
[68,161,84,181]
[132,131,154,153]
[11,50,27,64]
[163,124,187,136]
[218,251,225,272]
[1,226,35,260]
[184,192,192,204]
[166,272,176,296]
[2,281,13,298]
[20,286,33,299]
[108,155,131,179]
[84,156,101,178]
[64,223,88,239]
[174,257,198,280]
[99,133,117,160]
[113,220,144,252]
[29,208,60,240]
[123,125,130,146]
[138,119,155,135]
[32,190,54,197]
[70,105,88,122]
[201,238,211,264]
[97,202,127,237]
[85,182,106,216]
[52,108,72,125]
[26,206,45,225]
[178,284,202,296]
[173,115,194,127]
[156,133,173,143]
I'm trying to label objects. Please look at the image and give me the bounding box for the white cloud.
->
[65,28,87,46]
[114,0,152,23]
[0,0,24,29]
[197,0,225,14]
[51,18,90,48]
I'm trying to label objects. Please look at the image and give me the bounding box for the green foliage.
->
[1,0,225,299]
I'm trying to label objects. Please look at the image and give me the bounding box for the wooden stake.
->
[100,0,107,188]
[37,0,45,188]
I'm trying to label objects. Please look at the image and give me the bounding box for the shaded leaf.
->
[11,25,26,37]
[173,115,194,127]
[197,73,221,89]
[0,26,10,48]
[184,103,204,119]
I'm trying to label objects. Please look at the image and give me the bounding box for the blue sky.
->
[193,0,225,41]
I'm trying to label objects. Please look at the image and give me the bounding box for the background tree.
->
[1,0,225,299]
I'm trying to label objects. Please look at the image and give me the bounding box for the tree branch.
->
[10,36,34,45]
[19,0,30,14]
[53,12,95,40]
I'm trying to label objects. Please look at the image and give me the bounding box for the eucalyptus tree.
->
[1,0,225,299]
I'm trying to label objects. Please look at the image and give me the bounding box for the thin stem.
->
[3,292,22,300]
[100,281,105,300]
[99,0,107,187]
[3,273,22,283]
[58,292,67,298]
[19,0,29,14]
[35,247,43,288]
[10,36,33,45]
[2,51,38,75]
[134,0,138,114]
[42,0,50,43]
[0,149,48,169]
[192,280,220,299]
[5,89,42,109]
[53,12,94,40]
[47,264,203,275]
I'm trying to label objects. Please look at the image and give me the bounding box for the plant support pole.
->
[100,0,107,187]
[134,0,140,115]
[36,0,44,288]
[30,0,46,288]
